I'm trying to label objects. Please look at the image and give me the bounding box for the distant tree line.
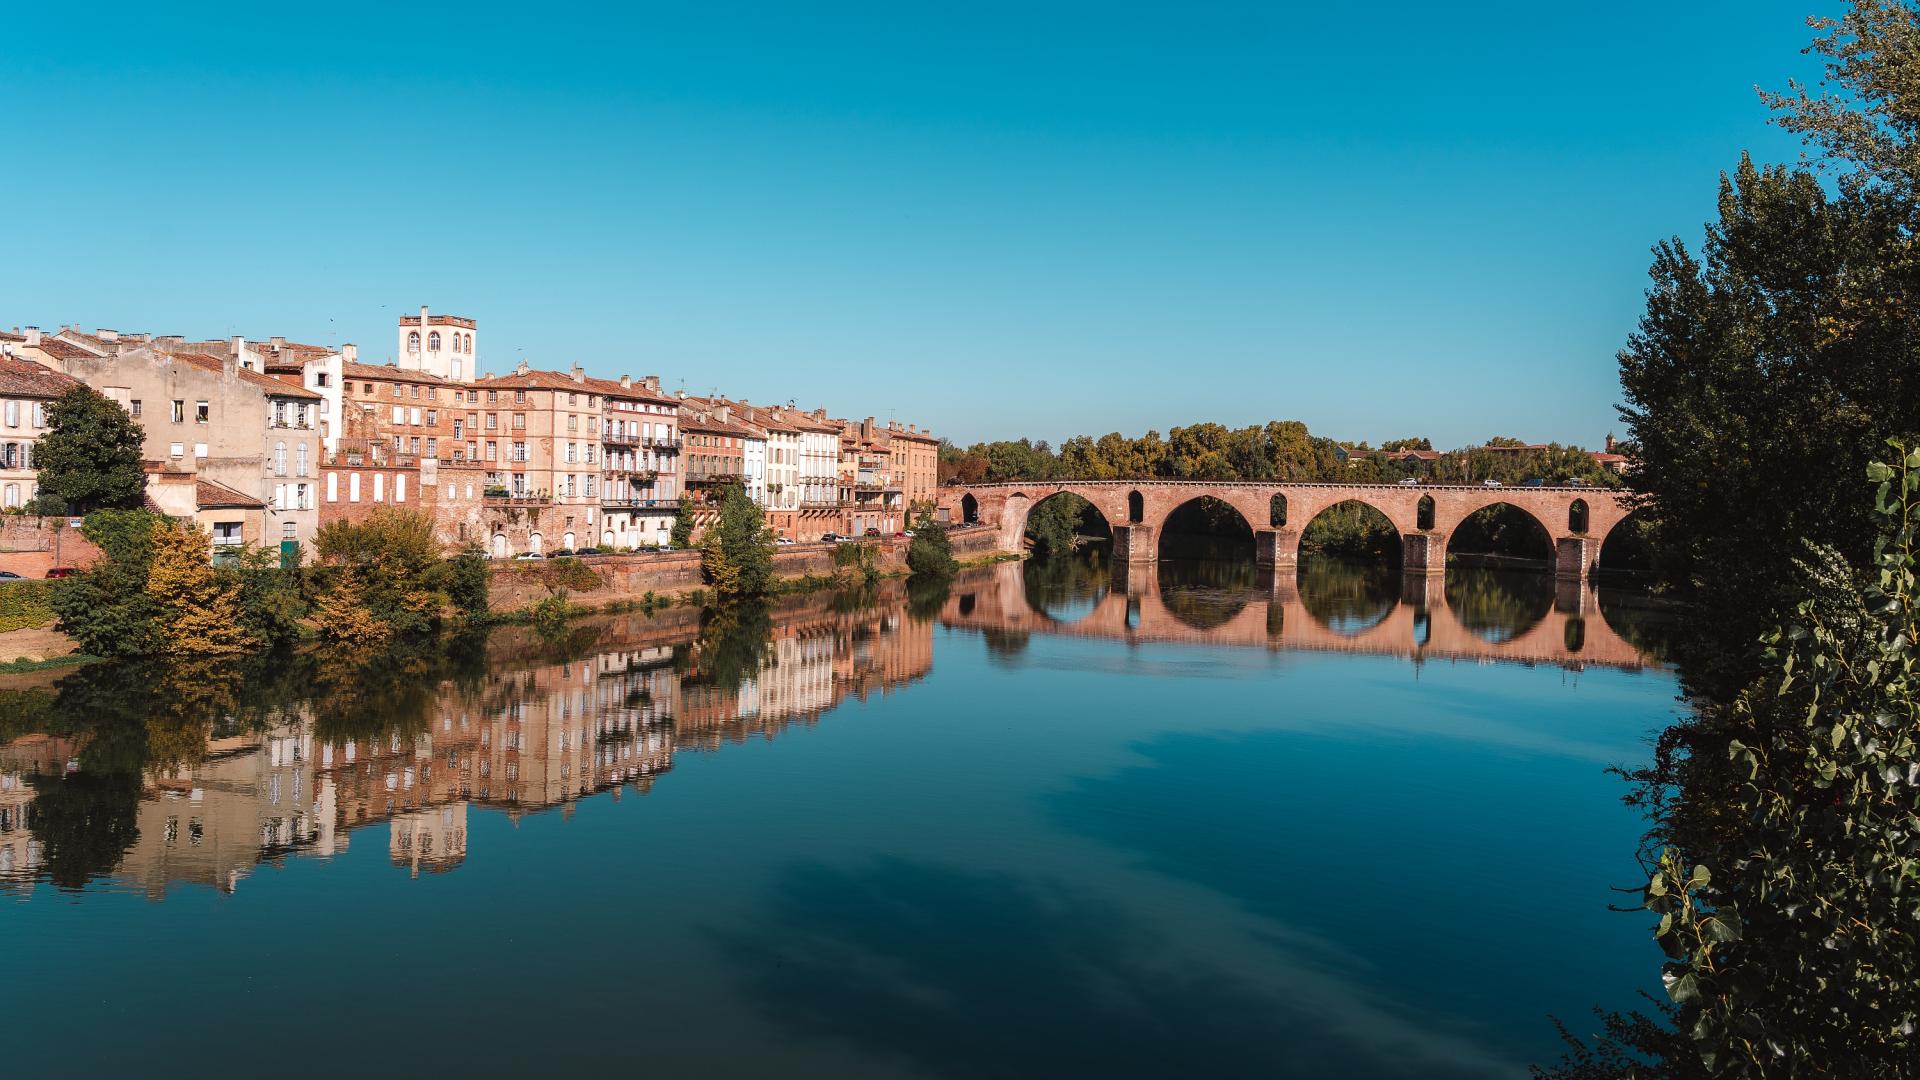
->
[938,422,1622,488]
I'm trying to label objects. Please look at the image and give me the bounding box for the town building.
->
[595,374,681,549]
[397,305,478,383]
[0,347,80,510]
[472,362,607,554]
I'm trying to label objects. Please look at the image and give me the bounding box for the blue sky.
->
[1,1,1828,448]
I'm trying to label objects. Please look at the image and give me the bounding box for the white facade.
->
[741,432,767,507]
[397,305,476,382]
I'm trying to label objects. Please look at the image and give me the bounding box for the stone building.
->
[0,347,80,510]
[472,362,607,554]
[594,374,681,549]
[397,305,478,383]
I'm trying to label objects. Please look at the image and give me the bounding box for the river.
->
[0,556,1678,1077]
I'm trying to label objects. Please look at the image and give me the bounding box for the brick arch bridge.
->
[938,480,1633,579]
[941,560,1652,670]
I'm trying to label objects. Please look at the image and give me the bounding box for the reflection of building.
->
[1,588,938,897]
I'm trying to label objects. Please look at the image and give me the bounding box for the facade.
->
[472,362,606,554]
[45,334,325,556]
[594,374,681,548]
[886,420,940,514]
[0,349,79,510]
[838,417,905,535]
[679,404,756,505]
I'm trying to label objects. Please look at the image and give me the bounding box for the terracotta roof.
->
[196,478,265,509]
[32,338,100,361]
[343,360,449,385]
[0,354,80,398]
[583,375,679,406]
[172,352,323,399]
[680,409,764,439]
[474,367,597,393]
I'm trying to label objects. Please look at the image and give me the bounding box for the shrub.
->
[0,581,55,632]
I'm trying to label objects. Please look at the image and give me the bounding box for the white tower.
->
[398,305,477,382]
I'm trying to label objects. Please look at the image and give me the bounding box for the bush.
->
[49,509,165,658]
[0,581,55,632]
[906,507,957,578]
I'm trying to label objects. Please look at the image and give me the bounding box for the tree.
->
[312,508,447,636]
[228,542,308,647]
[312,568,394,647]
[906,506,957,577]
[1624,447,1920,1076]
[31,386,146,514]
[669,495,695,548]
[701,482,775,601]
[48,509,164,657]
[146,520,255,656]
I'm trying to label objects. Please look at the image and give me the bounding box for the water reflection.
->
[0,561,1667,899]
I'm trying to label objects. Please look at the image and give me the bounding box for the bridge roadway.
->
[940,560,1652,670]
[938,479,1632,579]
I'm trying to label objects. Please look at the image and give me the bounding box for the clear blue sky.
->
[1,1,1829,449]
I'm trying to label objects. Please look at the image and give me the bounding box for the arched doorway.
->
[491,533,509,559]
[602,529,615,548]
[562,530,576,551]
[529,532,543,555]
[961,493,979,524]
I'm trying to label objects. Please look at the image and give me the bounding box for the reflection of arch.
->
[491,533,508,558]
[1127,490,1144,523]
[1022,557,1109,624]
[1569,498,1589,534]
[1269,493,1287,527]
[961,493,979,524]
[1297,560,1399,635]
[1444,568,1554,644]
[1417,494,1435,531]
[1564,617,1585,653]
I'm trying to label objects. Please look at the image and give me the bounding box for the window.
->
[296,483,310,510]
[31,402,45,427]
[296,443,308,476]
[512,413,525,430]
[274,443,287,476]
[194,443,208,459]
[393,405,405,425]
[514,390,526,404]
[487,390,498,404]
[296,404,309,428]
[195,400,209,423]
[131,399,142,418]
[409,384,419,399]
[396,475,407,503]
[2,402,16,428]
[426,410,437,426]
[409,437,421,455]
[349,473,360,502]
[512,442,526,462]
[566,414,577,432]
[316,372,330,387]
[408,331,421,353]
[274,483,288,510]
[326,473,338,502]
[410,407,422,426]
[427,386,437,401]
[169,441,184,458]
[2,484,15,508]
[373,474,384,502]
[428,331,441,351]
[283,522,296,540]
[486,413,498,430]
[426,438,438,457]
[486,441,497,461]
[171,400,185,423]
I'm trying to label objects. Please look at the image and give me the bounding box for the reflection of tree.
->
[680,603,774,692]
[1158,497,1253,561]
[1594,589,1677,665]
[1300,501,1398,561]
[1022,553,1109,623]
[906,576,951,623]
[1298,558,1400,634]
[1443,569,1553,644]
[1157,559,1257,631]
[1447,504,1551,561]
[26,769,142,891]
[711,857,1335,1078]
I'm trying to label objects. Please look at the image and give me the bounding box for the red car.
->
[44,567,77,579]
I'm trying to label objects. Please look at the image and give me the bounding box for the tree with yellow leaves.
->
[144,519,256,657]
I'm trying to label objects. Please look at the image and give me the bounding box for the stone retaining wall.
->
[0,517,101,579]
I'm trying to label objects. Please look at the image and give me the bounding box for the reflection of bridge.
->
[941,561,1652,670]
[938,480,1632,579]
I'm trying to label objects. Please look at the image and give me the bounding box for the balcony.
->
[602,430,641,447]
[648,437,681,452]
[602,497,677,510]
[484,489,551,505]
[687,472,743,486]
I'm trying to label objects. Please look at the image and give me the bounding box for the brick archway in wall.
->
[943,480,1633,580]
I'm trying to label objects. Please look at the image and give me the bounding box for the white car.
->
[1396,478,1419,486]
[775,537,795,545]
[1482,479,1502,487]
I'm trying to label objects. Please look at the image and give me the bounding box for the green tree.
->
[312,508,448,636]
[701,481,775,600]
[31,385,146,514]
[228,543,308,647]
[669,495,695,548]
[48,509,164,657]
[906,505,957,577]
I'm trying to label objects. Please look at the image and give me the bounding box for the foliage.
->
[226,543,308,646]
[311,569,394,647]
[1448,504,1553,562]
[701,482,775,601]
[941,423,1619,489]
[832,537,881,588]
[145,520,255,656]
[906,506,957,577]
[313,508,454,637]
[1630,447,1920,1075]
[31,385,146,514]
[0,580,54,632]
[443,546,491,621]
[530,590,573,637]
[670,495,695,548]
[1024,493,1094,557]
[49,509,164,658]
[1298,502,1397,561]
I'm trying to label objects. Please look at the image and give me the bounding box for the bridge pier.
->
[1254,529,1298,569]
[1554,577,1591,616]
[1554,536,1592,581]
[1401,532,1444,575]
[1257,567,1300,606]
[1112,523,1156,563]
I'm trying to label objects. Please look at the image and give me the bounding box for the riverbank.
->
[486,527,1010,616]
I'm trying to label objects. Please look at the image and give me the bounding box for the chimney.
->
[155,335,183,347]
[343,344,358,363]
[619,374,631,389]
[677,390,687,400]
[270,336,286,350]
[515,360,529,375]
[420,305,430,326]
[24,328,39,347]
[96,328,119,342]
[570,362,584,383]
[643,375,660,393]
[231,335,245,358]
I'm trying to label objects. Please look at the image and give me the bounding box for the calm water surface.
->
[0,558,1679,1078]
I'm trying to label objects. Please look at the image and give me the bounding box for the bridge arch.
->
[1000,487,1118,556]
[961,493,979,524]
[1127,490,1144,523]
[1568,498,1589,535]
[1438,498,1556,566]
[1295,498,1401,566]
[1155,494,1256,560]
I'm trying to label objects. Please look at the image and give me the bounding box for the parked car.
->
[1396,478,1419,486]
[1565,477,1590,487]
[1520,478,1545,487]
[1482,479,1502,487]
[515,553,543,561]
[820,532,842,542]
[775,537,795,545]
[893,531,909,538]
[44,567,77,579]
[865,528,881,537]
[0,571,22,581]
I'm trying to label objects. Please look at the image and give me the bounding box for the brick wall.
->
[0,517,103,578]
